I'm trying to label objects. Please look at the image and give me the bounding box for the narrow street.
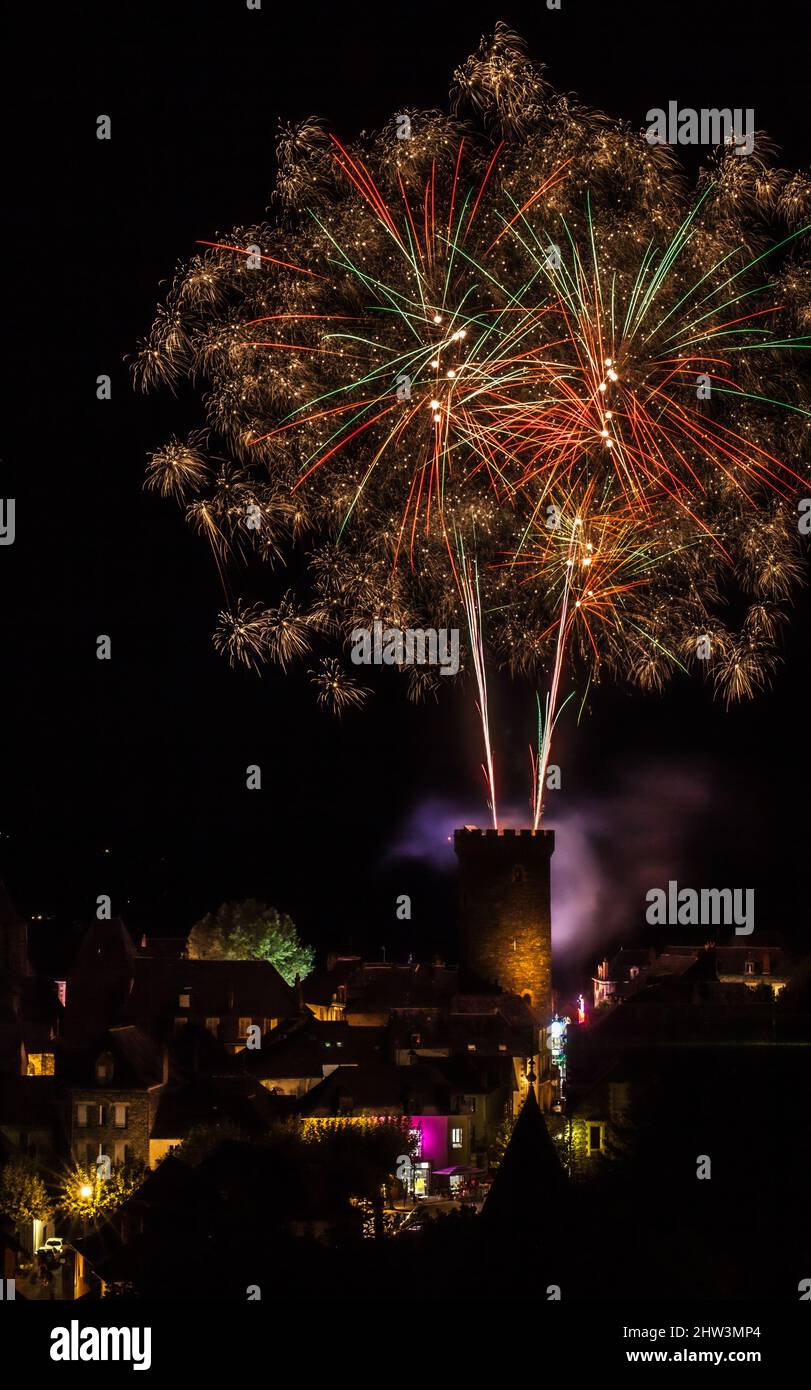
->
[14,1257,72,1301]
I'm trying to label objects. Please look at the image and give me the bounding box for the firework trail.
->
[456,539,498,827]
[529,528,576,829]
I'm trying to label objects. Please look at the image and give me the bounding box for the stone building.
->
[62,1026,167,1169]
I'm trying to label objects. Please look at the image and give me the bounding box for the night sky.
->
[6,0,810,983]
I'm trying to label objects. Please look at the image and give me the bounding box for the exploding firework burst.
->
[136,24,810,820]
[309,657,368,715]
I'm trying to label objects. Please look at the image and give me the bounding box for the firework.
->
[310,657,368,715]
[136,25,810,821]
[457,540,498,828]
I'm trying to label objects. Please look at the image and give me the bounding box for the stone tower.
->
[454,828,554,1020]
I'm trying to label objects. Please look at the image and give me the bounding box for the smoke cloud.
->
[388,761,735,965]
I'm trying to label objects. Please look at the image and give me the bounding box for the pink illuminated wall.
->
[409,1115,447,1165]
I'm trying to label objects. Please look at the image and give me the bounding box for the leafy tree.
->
[302,1118,418,1238]
[175,1122,245,1167]
[187,899,314,983]
[489,1111,516,1169]
[59,1161,146,1218]
[0,1157,53,1229]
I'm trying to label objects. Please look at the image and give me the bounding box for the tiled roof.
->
[61,1025,165,1088]
[150,1077,285,1139]
[298,1061,452,1116]
[345,963,459,1010]
[123,957,299,1020]
[237,1019,387,1079]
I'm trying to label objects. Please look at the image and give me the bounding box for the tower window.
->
[587,1123,605,1155]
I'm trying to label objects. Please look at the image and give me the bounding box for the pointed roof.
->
[0,879,31,980]
[71,916,137,974]
[0,880,24,927]
[481,1087,566,1232]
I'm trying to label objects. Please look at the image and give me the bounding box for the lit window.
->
[178,993,190,1009]
[238,1017,252,1037]
[744,960,756,976]
[77,1104,88,1128]
[205,1017,220,1036]
[113,1104,128,1129]
[451,1127,463,1149]
[467,1043,476,1053]
[26,1053,55,1077]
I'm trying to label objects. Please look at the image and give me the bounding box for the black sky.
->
[5,0,810,978]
